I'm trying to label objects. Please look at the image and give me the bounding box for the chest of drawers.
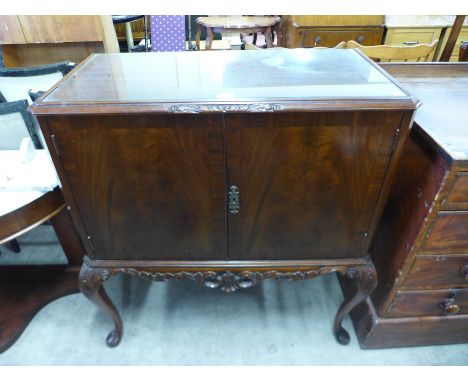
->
[347,63,468,348]
[30,50,417,347]
[280,15,385,48]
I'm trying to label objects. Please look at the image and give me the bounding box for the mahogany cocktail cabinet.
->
[30,49,418,347]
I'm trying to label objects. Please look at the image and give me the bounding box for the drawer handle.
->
[357,35,364,43]
[403,41,420,45]
[228,185,240,215]
[440,294,460,315]
[460,265,468,279]
[314,36,321,47]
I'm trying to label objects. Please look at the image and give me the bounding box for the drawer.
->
[302,29,383,48]
[443,173,468,206]
[388,29,440,45]
[385,28,442,62]
[402,255,468,289]
[388,288,468,317]
[421,211,468,253]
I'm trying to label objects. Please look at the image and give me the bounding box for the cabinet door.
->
[226,111,402,261]
[47,114,226,261]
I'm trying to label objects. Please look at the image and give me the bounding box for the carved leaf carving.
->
[113,267,347,293]
[166,104,282,113]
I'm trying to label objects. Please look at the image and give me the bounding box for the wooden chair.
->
[0,61,76,150]
[0,61,75,104]
[0,100,42,150]
[346,40,439,62]
[0,61,85,353]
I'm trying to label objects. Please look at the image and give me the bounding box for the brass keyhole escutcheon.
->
[228,185,240,215]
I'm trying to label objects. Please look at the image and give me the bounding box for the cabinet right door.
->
[225,111,403,261]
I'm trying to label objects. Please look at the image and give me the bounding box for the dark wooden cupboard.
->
[30,50,417,347]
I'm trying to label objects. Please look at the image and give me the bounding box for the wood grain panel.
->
[368,128,449,313]
[388,288,468,317]
[289,15,384,27]
[346,295,468,348]
[18,16,63,43]
[226,111,402,261]
[403,255,468,289]
[422,211,468,253]
[2,42,104,67]
[0,16,26,44]
[47,114,226,261]
[444,173,468,205]
[57,16,103,42]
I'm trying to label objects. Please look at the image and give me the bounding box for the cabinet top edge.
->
[30,50,415,110]
[29,98,419,115]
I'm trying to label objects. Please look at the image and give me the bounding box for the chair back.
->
[0,61,75,104]
[0,100,42,150]
[346,40,439,62]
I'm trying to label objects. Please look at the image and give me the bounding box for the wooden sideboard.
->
[279,15,385,48]
[345,62,468,348]
[30,50,417,347]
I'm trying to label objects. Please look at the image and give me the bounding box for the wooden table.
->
[30,49,417,348]
[195,16,281,50]
[346,62,468,348]
[0,150,85,353]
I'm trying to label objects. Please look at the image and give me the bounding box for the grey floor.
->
[0,225,467,365]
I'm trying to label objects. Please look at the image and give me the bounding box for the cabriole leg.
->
[333,260,377,345]
[79,259,123,347]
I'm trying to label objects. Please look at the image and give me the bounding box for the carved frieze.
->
[112,266,348,293]
[166,103,282,113]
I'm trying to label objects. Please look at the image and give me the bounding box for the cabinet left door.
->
[45,114,227,262]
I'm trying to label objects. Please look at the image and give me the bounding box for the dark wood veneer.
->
[402,255,468,290]
[421,211,468,254]
[444,173,468,205]
[30,50,416,347]
[388,288,468,318]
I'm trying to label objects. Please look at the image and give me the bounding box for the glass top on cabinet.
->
[42,49,408,104]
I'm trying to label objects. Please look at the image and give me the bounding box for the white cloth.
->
[0,149,59,216]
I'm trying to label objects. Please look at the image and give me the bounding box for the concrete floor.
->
[0,225,467,365]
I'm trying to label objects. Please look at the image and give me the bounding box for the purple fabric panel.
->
[150,15,186,52]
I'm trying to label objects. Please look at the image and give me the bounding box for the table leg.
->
[195,24,202,51]
[79,259,122,347]
[265,27,274,48]
[143,16,148,52]
[205,27,214,50]
[333,260,377,345]
[125,22,134,52]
